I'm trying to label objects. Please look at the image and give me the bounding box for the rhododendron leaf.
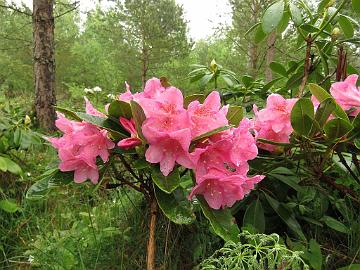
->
[108,100,132,119]
[55,106,82,121]
[263,192,306,241]
[154,186,195,225]
[314,98,336,128]
[0,199,21,213]
[192,125,231,143]
[269,167,303,192]
[197,196,240,243]
[256,138,293,147]
[243,198,265,233]
[269,61,288,77]
[291,98,314,136]
[262,77,284,91]
[241,75,254,87]
[262,1,285,34]
[184,94,205,108]
[338,264,360,270]
[0,156,22,175]
[227,106,243,127]
[254,25,266,44]
[130,100,146,141]
[289,2,303,26]
[133,159,149,170]
[75,112,127,139]
[151,166,180,193]
[309,83,349,121]
[199,73,214,89]
[338,15,354,38]
[277,11,290,33]
[286,71,303,90]
[324,118,353,140]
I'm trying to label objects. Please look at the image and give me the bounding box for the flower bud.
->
[210,59,217,73]
[24,115,31,125]
[332,27,341,40]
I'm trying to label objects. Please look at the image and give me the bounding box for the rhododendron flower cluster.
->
[47,99,114,184]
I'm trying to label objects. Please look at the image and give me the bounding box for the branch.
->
[337,152,360,184]
[320,175,360,204]
[54,2,80,19]
[0,4,31,16]
[146,199,158,270]
[118,154,142,182]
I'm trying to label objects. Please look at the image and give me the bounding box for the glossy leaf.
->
[290,98,314,136]
[324,118,353,140]
[264,192,306,241]
[309,83,349,121]
[151,166,180,193]
[0,156,22,175]
[130,100,147,141]
[227,106,243,127]
[277,11,290,33]
[338,15,354,38]
[154,186,195,225]
[243,198,265,233]
[269,167,303,192]
[241,75,254,87]
[192,125,231,143]
[262,1,285,34]
[289,3,303,26]
[254,25,267,44]
[197,196,240,242]
[314,98,336,128]
[269,61,288,77]
[108,100,132,119]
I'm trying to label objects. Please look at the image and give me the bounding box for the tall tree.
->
[117,0,191,87]
[33,0,56,131]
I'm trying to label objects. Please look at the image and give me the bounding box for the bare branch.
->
[0,4,32,16]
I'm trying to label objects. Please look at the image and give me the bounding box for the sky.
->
[9,0,232,40]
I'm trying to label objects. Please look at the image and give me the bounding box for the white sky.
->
[8,0,232,40]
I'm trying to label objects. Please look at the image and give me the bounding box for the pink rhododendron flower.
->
[330,74,360,116]
[118,117,142,149]
[189,169,264,209]
[187,91,229,137]
[253,94,297,152]
[189,122,264,209]
[47,112,115,184]
[84,97,106,117]
[143,116,193,176]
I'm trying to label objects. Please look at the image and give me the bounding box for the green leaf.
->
[262,77,284,91]
[318,0,331,13]
[243,198,265,233]
[55,106,82,121]
[269,167,303,192]
[151,166,180,193]
[192,126,231,143]
[241,75,254,87]
[338,264,360,270]
[184,94,205,108]
[0,199,20,213]
[309,83,349,121]
[286,71,304,90]
[107,100,132,119]
[263,192,306,241]
[0,156,22,175]
[338,15,354,38]
[289,3,303,26]
[262,1,285,34]
[324,118,353,140]
[0,157,7,172]
[26,169,73,200]
[199,73,213,88]
[254,25,267,44]
[314,98,336,128]
[322,215,349,233]
[352,0,360,14]
[291,98,315,136]
[227,106,243,127]
[277,11,290,33]
[269,61,288,77]
[154,186,195,225]
[306,239,323,270]
[130,100,146,141]
[300,24,321,33]
[197,196,240,242]
[76,112,127,138]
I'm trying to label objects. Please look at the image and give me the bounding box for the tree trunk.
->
[33,0,56,131]
[248,0,259,77]
[265,31,276,82]
[146,199,158,270]
[141,45,149,88]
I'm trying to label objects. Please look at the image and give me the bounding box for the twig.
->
[320,175,360,204]
[297,35,312,97]
[351,153,360,176]
[54,2,80,18]
[0,4,32,16]
[118,155,142,182]
[147,199,158,270]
